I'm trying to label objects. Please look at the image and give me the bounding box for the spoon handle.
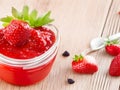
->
[104,33,120,41]
[81,48,98,55]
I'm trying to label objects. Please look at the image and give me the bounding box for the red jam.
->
[0,25,58,85]
[0,27,55,59]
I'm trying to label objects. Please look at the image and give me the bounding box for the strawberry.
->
[109,54,120,76]
[28,30,46,52]
[29,27,55,52]
[4,20,31,46]
[72,54,98,74]
[105,45,120,56]
[105,39,120,56]
[0,6,54,47]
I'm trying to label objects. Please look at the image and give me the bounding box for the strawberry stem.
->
[105,38,120,46]
[73,54,84,62]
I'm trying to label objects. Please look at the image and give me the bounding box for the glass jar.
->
[0,24,60,86]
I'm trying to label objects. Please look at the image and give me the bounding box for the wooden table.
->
[0,0,120,90]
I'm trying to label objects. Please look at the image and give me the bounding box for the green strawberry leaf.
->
[0,16,13,22]
[106,38,120,45]
[12,7,20,18]
[73,55,79,61]
[0,6,54,27]
[2,22,9,27]
[30,9,37,20]
[22,5,29,20]
[111,39,120,44]
[35,11,54,27]
[29,9,38,26]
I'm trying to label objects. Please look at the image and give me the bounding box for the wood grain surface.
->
[0,0,120,90]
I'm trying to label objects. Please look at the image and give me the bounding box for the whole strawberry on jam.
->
[72,54,98,74]
[105,39,120,56]
[0,6,54,47]
[4,20,31,46]
[109,54,120,76]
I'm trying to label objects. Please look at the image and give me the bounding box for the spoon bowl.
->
[90,37,105,51]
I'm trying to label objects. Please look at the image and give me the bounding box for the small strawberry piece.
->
[72,55,98,74]
[105,39,120,56]
[109,54,120,76]
[4,20,31,46]
[28,30,46,52]
[27,27,55,52]
[105,45,120,56]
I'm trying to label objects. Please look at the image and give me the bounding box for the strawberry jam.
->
[0,6,59,86]
[0,24,59,85]
[0,26,55,59]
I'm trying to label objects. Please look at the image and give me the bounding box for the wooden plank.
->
[102,0,120,36]
[0,0,118,90]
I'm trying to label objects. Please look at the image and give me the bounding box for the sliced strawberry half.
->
[72,54,98,74]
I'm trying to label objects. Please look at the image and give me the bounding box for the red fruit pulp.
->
[0,26,55,59]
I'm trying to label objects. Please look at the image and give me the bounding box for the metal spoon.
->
[82,33,120,55]
[90,33,120,50]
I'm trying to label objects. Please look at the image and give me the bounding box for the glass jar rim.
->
[0,24,60,68]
